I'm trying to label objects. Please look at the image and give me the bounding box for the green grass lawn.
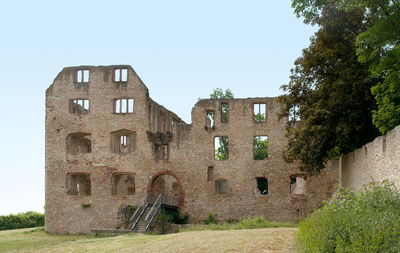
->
[0,226,298,253]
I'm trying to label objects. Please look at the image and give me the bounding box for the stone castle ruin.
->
[45,65,338,234]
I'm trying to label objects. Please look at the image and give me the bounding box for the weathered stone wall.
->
[338,125,400,191]
[45,65,339,234]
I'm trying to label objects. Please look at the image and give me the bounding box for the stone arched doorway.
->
[147,171,184,208]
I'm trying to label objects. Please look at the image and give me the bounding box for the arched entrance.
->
[147,171,184,208]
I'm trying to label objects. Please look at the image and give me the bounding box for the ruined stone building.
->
[45,65,338,234]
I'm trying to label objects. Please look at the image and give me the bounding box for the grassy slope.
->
[0,227,298,253]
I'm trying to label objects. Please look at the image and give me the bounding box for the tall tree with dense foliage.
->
[292,0,400,134]
[278,6,379,174]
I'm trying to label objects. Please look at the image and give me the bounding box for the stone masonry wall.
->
[338,125,400,190]
[45,65,339,234]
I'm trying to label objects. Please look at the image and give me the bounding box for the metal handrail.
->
[131,203,149,230]
[130,198,145,222]
[145,194,162,221]
[145,199,162,231]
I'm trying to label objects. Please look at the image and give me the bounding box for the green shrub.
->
[0,211,44,230]
[203,213,215,225]
[297,181,400,252]
[164,209,189,224]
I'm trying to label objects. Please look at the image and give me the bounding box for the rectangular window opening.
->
[256,177,268,195]
[67,173,91,196]
[254,103,266,122]
[215,136,229,160]
[120,135,127,146]
[111,173,135,195]
[215,179,229,194]
[206,111,215,128]
[115,69,120,82]
[128,99,134,113]
[207,166,214,182]
[114,98,134,114]
[111,130,136,154]
[121,99,127,113]
[253,136,268,160]
[290,176,306,194]
[83,70,89,83]
[76,69,89,83]
[121,69,128,82]
[114,68,128,82]
[67,133,91,154]
[221,103,228,123]
[70,99,90,114]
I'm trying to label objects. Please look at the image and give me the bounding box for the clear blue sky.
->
[0,0,316,215]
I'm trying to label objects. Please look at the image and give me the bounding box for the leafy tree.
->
[292,0,400,134]
[278,6,379,174]
[209,88,234,99]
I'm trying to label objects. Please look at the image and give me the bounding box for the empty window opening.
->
[114,98,134,114]
[206,111,215,128]
[207,166,214,181]
[221,103,228,123]
[70,99,89,114]
[253,136,268,160]
[254,103,266,122]
[290,176,306,194]
[215,137,229,160]
[114,68,128,82]
[111,173,135,195]
[121,135,127,146]
[67,133,91,155]
[111,130,136,154]
[215,179,229,194]
[289,105,300,122]
[256,177,268,195]
[76,69,89,83]
[67,173,91,196]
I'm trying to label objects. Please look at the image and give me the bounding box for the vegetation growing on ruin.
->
[164,209,189,224]
[297,182,400,252]
[0,212,44,231]
[181,216,297,232]
[278,4,379,174]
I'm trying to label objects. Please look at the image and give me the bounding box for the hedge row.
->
[0,211,44,230]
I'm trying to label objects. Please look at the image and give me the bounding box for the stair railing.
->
[145,194,162,231]
[130,197,148,231]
